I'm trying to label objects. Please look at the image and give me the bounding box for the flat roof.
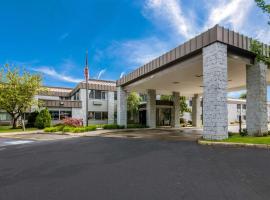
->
[117,25,269,87]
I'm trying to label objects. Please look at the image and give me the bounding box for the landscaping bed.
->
[0,126,38,133]
[199,134,270,149]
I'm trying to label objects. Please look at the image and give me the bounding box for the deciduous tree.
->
[0,65,43,129]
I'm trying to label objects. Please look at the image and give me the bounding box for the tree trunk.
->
[12,118,17,129]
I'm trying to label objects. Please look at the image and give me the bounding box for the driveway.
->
[1,130,270,200]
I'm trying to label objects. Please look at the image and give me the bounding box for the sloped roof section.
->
[117,25,269,87]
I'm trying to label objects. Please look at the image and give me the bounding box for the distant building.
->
[0,79,117,126]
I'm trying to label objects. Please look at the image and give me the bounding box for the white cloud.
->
[120,72,125,78]
[31,66,83,83]
[97,69,106,79]
[144,0,196,39]
[59,33,69,41]
[109,37,169,68]
[204,0,254,30]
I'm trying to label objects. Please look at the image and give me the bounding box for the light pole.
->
[84,51,89,126]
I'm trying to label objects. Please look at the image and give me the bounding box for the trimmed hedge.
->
[45,125,97,133]
[103,124,125,129]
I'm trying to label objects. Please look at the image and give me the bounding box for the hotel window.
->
[189,100,192,107]
[49,111,60,120]
[237,104,241,110]
[60,111,72,120]
[74,92,80,100]
[89,90,107,100]
[88,112,108,120]
[114,91,117,100]
[0,112,11,121]
[243,104,246,110]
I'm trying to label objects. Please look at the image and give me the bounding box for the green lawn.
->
[0,126,38,133]
[221,134,270,145]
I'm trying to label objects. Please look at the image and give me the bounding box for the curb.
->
[198,140,270,149]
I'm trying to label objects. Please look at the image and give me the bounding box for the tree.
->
[179,96,191,117]
[255,0,270,24]
[0,65,43,129]
[35,108,51,129]
[127,92,141,122]
[251,0,270,65]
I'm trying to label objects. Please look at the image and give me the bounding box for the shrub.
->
[62,118,83,127]
[127,124,148,128]
[103,124,125,129]
[26,111,39,128]
[44,127,59,133]
[85,125,97,131]
[240,128,248,137]
[62,126,74,133]
[72,127,86,133]
[35,109,51,129]
[96,124,105,128]
[180,118,185,124]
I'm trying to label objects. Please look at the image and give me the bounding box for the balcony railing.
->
[39,99,82,108]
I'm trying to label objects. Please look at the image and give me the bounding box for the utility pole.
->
[84,50,89,126]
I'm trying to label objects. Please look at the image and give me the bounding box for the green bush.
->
[240,128,248,137]
[62,126,74,133]
[72,127,86,133]
[103,124,125,129]
[53,124,65,131]
[127,124,148,128]
[35,109,51,129]
[44,127,59,133]
[85,125,97,131]
[95,124,105,128]
[26,111,39,128]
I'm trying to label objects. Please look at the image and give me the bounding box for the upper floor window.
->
[89,90,107,100]
[114,91,117,100]
[73,92,80,100]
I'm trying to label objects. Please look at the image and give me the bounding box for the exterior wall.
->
[107,91,115,124]
[80,89,87,125]
[146,89,156,128]
[203,42,228,140]
[117,87,127,127]
[246,62,268,136]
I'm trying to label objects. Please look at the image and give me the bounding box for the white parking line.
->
[0,147,6,151]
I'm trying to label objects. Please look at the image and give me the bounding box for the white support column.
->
[146,89,156,128]
[192,94,201,127]
[202,42,228,140]
[246,62,268,136]
[172,92,180,128]
[117,87,127,127]
[107,91,115,124]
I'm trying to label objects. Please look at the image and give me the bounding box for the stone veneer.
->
[192,94,201,127]
[172,92,180,128]
[107,91,115,124]
[246,62,268,136]
[117,87,127,127]
[202,42,228,140]
[146,89,156,128]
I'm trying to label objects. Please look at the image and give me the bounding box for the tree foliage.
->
[35,108,51,129]
[251,0,270,66]
[0,65,43,128]
[179,96,191,117]
[127,92,141,113]
[255,0,270,24]
[240,93,247,99]
[160,95,191,116]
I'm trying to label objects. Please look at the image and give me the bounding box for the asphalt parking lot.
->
[1,129,270,200]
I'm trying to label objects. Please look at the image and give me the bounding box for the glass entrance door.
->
[156,108,171,126]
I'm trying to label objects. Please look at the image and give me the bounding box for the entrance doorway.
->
[156,108,171,127]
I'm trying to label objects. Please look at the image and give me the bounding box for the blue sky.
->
[0,0,269,98]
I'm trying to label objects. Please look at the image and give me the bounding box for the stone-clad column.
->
[202,42,228,140]
[117,87,127,127]
[147,89,156,128]
[107,91,115,124]
[192,94,201,127]
[246,62,268,136]
[172,92,180,128]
